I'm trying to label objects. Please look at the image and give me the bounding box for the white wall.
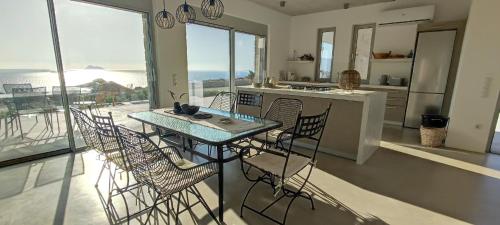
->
[76,0,152,12]
[288,0,471,82]
[152,0,291,107]
[445,0,500,153]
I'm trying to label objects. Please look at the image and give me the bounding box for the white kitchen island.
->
[237,86,387,164]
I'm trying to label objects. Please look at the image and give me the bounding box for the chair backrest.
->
[275,104,331,180]
[70,107,99,149]
[91,111,120,155]
[236,92,263,117]
[286,103,332,161]
[116,126,183,194]
[3,83,32,94]
[209,91,236,112]
[263,98,303,132]
[11,87,48,111]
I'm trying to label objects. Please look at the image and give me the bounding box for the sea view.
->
[0,69,253,93]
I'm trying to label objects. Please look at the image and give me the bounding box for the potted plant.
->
[169,90,187,114]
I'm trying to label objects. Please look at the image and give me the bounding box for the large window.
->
[350,24,376,81]
[187,24,267,107]
[186,23,230,107]
[54,0,152,148]
[0,0,69,162]
[0,0,154,164]
[235,32,266,87]
[316,28,336,82]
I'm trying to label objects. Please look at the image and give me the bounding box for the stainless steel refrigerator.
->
[404,30,457,128]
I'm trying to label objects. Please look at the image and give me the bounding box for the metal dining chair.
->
[51,86,82,131]
[115,125,219,224]
[209,91,237,112]
[236,91,264,118]
[239,104,332,225]
[250,98,303,150]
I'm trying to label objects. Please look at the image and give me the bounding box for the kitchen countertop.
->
[278,81,409,91]
[237,85,386,102]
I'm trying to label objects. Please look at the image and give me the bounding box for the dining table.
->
[128,107,282,223]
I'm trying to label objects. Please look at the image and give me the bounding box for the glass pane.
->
[318,31,335,80]
[235,32,266,86]
[187,24,230,107]
[353,27,374,80]
[0,0,69,162]
[54,0,151,148]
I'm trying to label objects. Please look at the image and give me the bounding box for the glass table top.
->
[128,107,282,145]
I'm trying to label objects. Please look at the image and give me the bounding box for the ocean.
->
[0,69,253,93]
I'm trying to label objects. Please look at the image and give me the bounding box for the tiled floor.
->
[2,127,500,225]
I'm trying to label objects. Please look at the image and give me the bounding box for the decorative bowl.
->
[181,104,200,115]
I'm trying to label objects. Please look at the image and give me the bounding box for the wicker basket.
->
[420,126,447,147]
[339,70,361,90]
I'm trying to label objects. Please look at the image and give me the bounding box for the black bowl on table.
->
[181,104,200,115]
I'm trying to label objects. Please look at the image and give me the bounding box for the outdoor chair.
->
[115,125,219,224]
[239,104,331,225]
[3,83,32,94]
[11,87,52,138]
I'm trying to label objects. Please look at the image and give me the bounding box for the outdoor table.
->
[128,107,282,223]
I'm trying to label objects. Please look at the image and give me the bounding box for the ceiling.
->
[246,0,395,16]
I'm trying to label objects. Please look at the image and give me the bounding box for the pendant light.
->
[201,0,224,20]
[176,0,196,24]
[156,0,175,29]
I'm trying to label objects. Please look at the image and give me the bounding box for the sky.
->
[1,0,257,73]
[0,0,147,70]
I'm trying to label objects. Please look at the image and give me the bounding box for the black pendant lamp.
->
[201,0,224,20]
[176,0,196,24]
[156,0,175,29]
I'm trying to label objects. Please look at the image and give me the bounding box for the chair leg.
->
[191,186,219,223]
[95,161,106,187]
[301,192,315,210]
[18,116,23,139]
[240,178,261,217]
[281,194,299,225]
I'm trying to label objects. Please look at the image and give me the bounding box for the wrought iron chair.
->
[115,125,219,224]
[250,98,303,150]
[69,107,99,151]
[239,104,331,225]
[3,83,32,94]
[209,91,237,112]
[11,87,52,138]
[236,91,264,118]
[51,86,82,131]
[0,101,18,138]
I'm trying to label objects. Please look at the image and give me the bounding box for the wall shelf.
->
[288,60,314,64]
[371,58,413,63]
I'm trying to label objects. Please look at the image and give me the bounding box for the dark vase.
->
[173,102,183,114]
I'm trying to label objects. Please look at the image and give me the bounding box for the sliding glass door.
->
[186,24,267,107]
[54,0,153,148]
[0,0,70,163]
[186,23,230,107]
[0,0,155,165]
[235,31,266,87]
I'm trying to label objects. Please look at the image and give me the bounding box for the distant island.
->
[85,65,105,70]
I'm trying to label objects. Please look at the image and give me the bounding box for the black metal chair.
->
[209,91,237,112]
[11,87,52,138]
[115,125,219,224]
[51,86,82,131]
[70,107,99,150]
[236,91,264,118]
[3,83,32,94]
[251,98,303,150]
[239,104,331,225]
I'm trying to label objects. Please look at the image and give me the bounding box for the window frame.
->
[315,27,336,82]
[349,23,376,83]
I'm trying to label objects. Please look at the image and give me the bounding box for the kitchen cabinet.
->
[360,87,408,125]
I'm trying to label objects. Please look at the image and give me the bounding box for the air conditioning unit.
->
[378,5,435,26]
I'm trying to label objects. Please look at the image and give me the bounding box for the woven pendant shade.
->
[339,70,361,90]
[201,0,224,20]
[176,1,196,23]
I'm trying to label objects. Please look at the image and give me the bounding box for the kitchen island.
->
[237,86,387,164]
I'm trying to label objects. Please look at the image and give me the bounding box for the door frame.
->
[349,23,376,84]
[487,92,500,153]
